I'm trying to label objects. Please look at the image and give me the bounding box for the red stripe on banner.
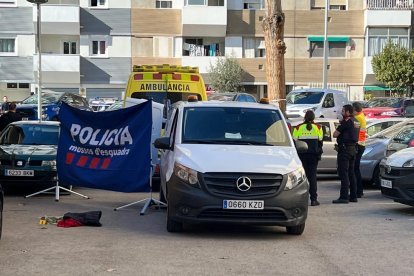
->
[101,158,111,169]
[66,153,75,164]
[89,157,100,169]
[76,155,89,167]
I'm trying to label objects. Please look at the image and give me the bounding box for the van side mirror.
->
[154,137,172,150]
[295,140,308,154]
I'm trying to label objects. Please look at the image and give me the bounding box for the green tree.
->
[208,57,243,92]
[372,42,414,96]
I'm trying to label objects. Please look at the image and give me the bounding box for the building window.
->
[7,83,17,89]
[311,0,347,10]
[183,38,223,56]
[0,0,15,7]
[91,40,106,56]
[156,0,172,8]
[63,42,77,54]
[184,0,224,6]
[0,38,15,55]
[368,27,409,56]
[243,38,265,58]
[310,41,346,58]
[19,83,29,89]
[244,0,264,9]
[90,0,106,8]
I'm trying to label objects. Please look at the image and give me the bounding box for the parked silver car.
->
[361,118,414,185]
[292,117,410,175]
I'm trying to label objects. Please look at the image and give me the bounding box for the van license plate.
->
[5,169,34,177]
[381,179,392,189]
[223,200,264,210]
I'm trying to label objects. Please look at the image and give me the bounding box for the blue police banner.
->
[57,101,152,192]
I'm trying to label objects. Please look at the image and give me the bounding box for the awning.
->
[363,86,391,91]
[307,36,350,42]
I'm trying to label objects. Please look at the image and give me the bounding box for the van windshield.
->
[130,92,202,104]
[286,92,324,105]
[182,107,291,146]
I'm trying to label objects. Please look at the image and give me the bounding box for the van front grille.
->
[201,172,283,197]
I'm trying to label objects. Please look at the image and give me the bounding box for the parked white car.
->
[286,89,348,119]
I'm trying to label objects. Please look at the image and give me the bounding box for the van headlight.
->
[174,163,199,186]
[402,159,414,168]
[42,160,56,169]
[303,107,316,113]
[284,167,306,190]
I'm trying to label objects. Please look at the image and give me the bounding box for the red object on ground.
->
[57,218,83,228]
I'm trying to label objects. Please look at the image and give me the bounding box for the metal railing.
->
[366,0,413,10]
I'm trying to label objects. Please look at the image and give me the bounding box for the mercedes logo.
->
[236,176,252,192]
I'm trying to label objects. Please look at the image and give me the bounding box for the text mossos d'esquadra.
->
[68,124,133,157]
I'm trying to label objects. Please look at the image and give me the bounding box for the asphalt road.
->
[1,180,414,276]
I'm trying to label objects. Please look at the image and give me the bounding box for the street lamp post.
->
[27,0,48,121]
[322,0,330,89]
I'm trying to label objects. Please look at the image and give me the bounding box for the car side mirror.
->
[154,137,172,150]
[295,140,308,154]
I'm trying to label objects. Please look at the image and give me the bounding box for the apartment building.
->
[0,0,131,101]
[0,0,413,101]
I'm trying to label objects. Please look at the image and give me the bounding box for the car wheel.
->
[286,223,305,235]
[372,165,380,187]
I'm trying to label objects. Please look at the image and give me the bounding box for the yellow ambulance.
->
[124,64,208,106]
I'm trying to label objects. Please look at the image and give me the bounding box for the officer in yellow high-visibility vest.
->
[353,102,367,198]
[293,110,324,206]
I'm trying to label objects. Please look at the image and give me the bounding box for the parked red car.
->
[363,97,414,119]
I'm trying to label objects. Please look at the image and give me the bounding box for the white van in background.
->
[286,89,348,119]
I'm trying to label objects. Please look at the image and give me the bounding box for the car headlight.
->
[285,167,306,190]
[362,147,373,157]
[42,160,57,167]
[303,107,316,113]
[174,163,199,186]
[402,159,414,168]
[380,111,398,116]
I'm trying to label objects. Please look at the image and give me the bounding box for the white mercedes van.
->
[286,88,348,119]
[154,99,309,235]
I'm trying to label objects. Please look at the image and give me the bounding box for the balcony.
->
[182,1,227,37]
[366,0,413,10]
[33,5,80,35]
[33,54,80,84]
[182,56,220,73]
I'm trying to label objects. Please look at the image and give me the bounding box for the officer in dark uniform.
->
[332,104,360,204]
[293,110,323,206]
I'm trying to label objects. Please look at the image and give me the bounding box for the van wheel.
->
[286,223,305,235]
[320,115,324,118]
[372,165,380,187]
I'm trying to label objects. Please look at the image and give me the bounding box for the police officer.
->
[293,110,323,206]
[332,104,360,204]
[353,102,367,198]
